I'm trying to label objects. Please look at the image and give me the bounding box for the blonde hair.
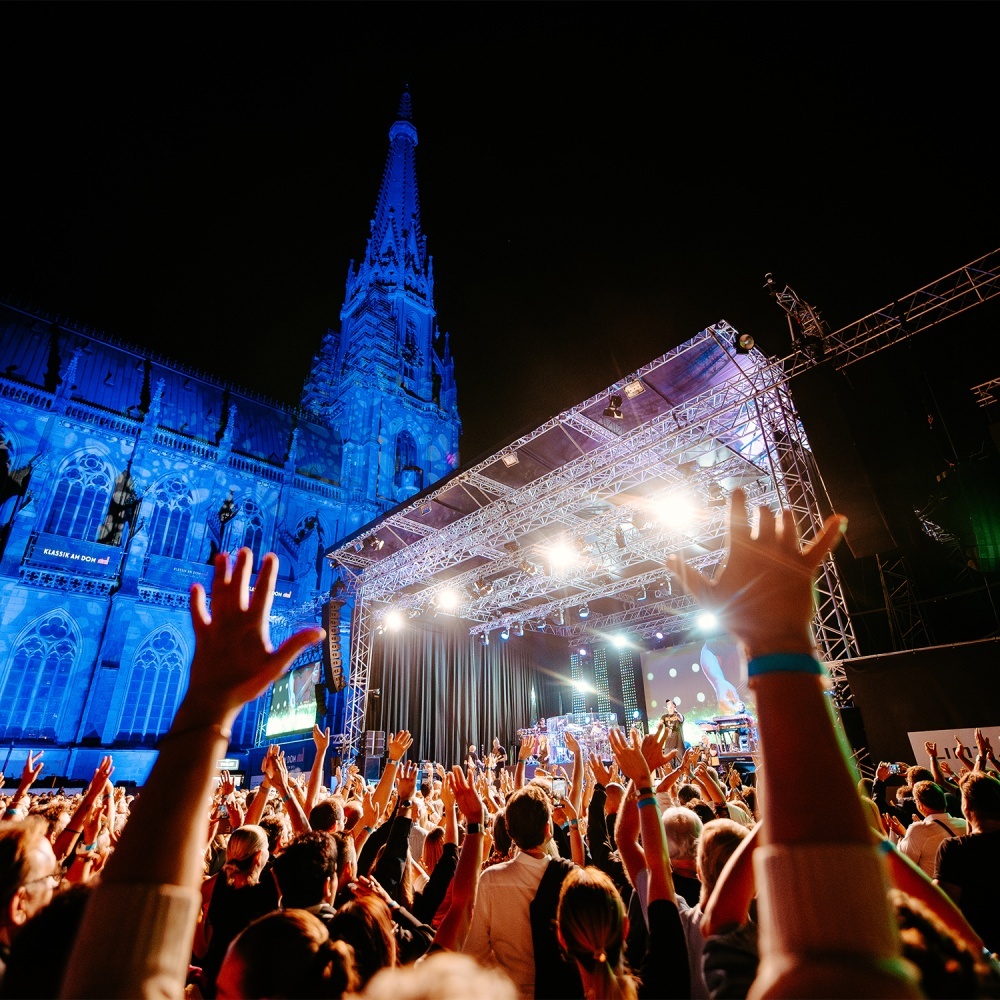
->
[222,824,268,886]
[557,867,637,1000]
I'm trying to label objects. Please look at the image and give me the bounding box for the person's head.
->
[695,819,748,906]
[662,806,702,863]
[906,766,934,789]
[603,783,625,816]
[912,781,947,818]
[493,737,501,748]
[223,825,269,887]
[333,832,357,887]
[959,770,1000,827]
[327,896,396,987]
[309,799,345,834]
[689,801,716,827]
[0,818,59,942]
[676,783,701,807]
[858,777,874,799]
[258,815,285,854]
[556,867,635,1000]
[216,908,358,999]
[342,799,363,833]
[363,952,517,1000]
[421,826,444,874]
[0,883,90,1000]
[503,784,551,851]
[273,831,339,909]
[468,744,476,754]
[492,810,512,859]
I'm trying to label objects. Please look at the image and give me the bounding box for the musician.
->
[659,699,686,758]
[491,736,507,767]
[465,743,483,771]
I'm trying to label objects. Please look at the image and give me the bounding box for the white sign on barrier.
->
[905,726,1000,767]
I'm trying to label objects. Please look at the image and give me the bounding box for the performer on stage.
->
[659,699,686,759]
[491,736,507,767]
[465,743,483,771]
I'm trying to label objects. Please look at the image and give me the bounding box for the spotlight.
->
[603,394,623,419]
[536,620,546,632]
[579,647,588,657]
[501,452,519,468]
[697,612,719,632]
[481,632,490,646]
[471,578,494,597]
[636,587,647,602]
[556,609,565,626]
[364,535,385,552]
[623,380,645,399]
[519,559,540,577]
[500,626,510,641]
[513,623,524,637]
[615,526,627,549]
[734,331,755,355]
[632,709,641,720]
[437,589,460,611]
[611,634,628,648]
[578,605,590,619]
[384,610,404,631]
[655,631,663,640]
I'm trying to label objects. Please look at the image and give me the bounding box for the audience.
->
[0,493,985,1000]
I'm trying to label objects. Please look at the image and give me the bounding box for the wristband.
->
[558,821,569,831]
[637,786,653,797]
[747,653,823,678]
[281,794,291,804]
[875,838,894,856]
[4,807,18,816]
[568,818,579,828]
[637,796,658,810]
[363,825,374,834]
[387,758,401,766]
[398,798,412,808]
[66,828,83,836]
[81,841,98,851]
[466,822,483,834]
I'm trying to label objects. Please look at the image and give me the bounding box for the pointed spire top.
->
[397,86,413,122]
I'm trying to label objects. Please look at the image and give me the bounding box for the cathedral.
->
[0,91,460,783]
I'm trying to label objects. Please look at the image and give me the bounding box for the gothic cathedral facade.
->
[0,92,460,782]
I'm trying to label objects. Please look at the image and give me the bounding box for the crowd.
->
[1,489,998,999]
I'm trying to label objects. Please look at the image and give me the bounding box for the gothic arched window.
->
[117,627,188,744]
[44,453,115,540]
[147,476,194,559]
[223,497,266,568]
[0,611,79,739]
[395,431,417,476]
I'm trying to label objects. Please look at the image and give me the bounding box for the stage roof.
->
[328,319,783,643]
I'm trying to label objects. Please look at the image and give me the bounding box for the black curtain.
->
[365,619,570,767]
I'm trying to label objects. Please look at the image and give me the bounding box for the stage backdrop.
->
[841,638,1000,765]
[365,620,571,767]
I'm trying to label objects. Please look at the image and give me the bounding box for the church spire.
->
[348,86,430,306]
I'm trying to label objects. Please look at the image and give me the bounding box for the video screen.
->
[267,662,321,738]
[639,636,754,746]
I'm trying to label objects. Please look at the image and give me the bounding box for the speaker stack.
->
[321,599,347,693]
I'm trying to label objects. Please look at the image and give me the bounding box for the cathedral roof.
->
[0,300,341,482]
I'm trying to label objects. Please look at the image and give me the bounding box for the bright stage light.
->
[579,647,588,657]
[697,612,719,632]
[654,493,696,528]
[500,627,510,641]
[437,589,460,610]
[384,610,404,631]
[611,634,628,648]
[544,539,579,574]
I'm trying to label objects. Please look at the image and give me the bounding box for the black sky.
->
[3,2,998,470]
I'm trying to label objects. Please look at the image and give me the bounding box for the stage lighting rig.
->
[603,394,623,419]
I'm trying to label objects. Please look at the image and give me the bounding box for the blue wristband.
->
[747,653,823,678]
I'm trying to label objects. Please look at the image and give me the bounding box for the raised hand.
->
[396,761,418,801]
[589,752,613,787]
[667,487,846,661]
[387,730,413,762]
[219,770,236,798]
[20,750,44,790]
[924,741,938,760]
[313,724,332,754]
[449,766,484,823]
[517,735,534,763]
[440,769,457,813]
[608,727,653,787]
[975,727,992,757]
[564,730,582,760]
[186,549,324,724]
[641,726,673,773]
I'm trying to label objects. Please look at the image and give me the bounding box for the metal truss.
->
[341,593,374,764]
[329,249,1000,755]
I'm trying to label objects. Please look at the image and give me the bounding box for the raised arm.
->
[62,547,324,999]
[262,749,310,837]
[4,750,44,819]
[55,756,114,864]
[305,723,332,814]
[668,489,918,999]
[514,734,533,790]
[563,730,585,814]
[373,730,412,815]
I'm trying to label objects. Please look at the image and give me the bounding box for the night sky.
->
[4,4,999,649]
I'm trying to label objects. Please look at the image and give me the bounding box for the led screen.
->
[266,662,321,738]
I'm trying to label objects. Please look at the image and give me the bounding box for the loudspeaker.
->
[362,730,386,755]
[315,683,328,717]
[362,755,382,783]
[322,599,347,692]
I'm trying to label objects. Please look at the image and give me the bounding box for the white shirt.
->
[897,811,966,878]
[462,850,550,1000]
[676,899,711,1000]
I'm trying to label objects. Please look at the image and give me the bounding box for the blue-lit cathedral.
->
[0,93,460,782]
